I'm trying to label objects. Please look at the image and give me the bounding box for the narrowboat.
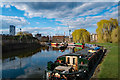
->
[59,46,67,51]
[51,43,59,46]
[75,43,84,49]
[51,45,58,48]
[46,46,103,79]
[88,47,101,53]
[75,47,83,49]
[68,43,75,46]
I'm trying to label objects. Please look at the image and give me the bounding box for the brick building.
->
[52,36,65,43]
[52,36,71,43]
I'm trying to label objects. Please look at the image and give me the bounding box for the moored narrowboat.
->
[68,43,75,46]
[75,43,84,49]
[46,46,103,79]
[51,43,59,46]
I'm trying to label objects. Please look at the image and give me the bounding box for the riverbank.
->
[90,43,118,79]
[2,43,44,53]
[2,46,49,60]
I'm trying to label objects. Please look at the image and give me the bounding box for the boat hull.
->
[68,43,75,46]
[51,43,59,46]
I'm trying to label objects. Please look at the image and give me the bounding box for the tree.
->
[72,29,90,43]
[111,27,120,43]
[17,32,33,37]
[17,32,24,36]
[16,32,33,43]
[96,18,118,43]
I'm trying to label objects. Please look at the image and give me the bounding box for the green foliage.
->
[72,29,90,43]
[96,18,118,43]
[17,32,33,37]
[17,32,33,40]
[111,27,120,43]
[15,32,35,43]
[17,32,24,36]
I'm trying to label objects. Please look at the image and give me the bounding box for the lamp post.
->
[67,24,71,42]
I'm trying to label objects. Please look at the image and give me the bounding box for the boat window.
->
[73,58,75,65]
[67,57,70,64]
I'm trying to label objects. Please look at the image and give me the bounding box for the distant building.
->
[41,36,49,42]
[52,36,71,43]
[52,36,65,43]
[90,33,98,42]
[64,36,69,43]
[9,25,15,36]
[35,34,42,40]
[35,34,41,37]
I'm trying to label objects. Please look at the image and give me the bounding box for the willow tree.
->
[111,27,120,43]
[72,29,90,43]
[96,18,118,43]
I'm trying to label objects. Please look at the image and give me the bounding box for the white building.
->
[90,33,98,42]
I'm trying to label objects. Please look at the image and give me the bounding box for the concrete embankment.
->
[2,43,43,53]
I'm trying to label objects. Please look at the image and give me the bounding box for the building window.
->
[67,57,70,64]
[73,58,75,64]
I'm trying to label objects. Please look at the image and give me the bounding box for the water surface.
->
[2,46,81,78]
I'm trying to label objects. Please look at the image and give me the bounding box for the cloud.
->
[2,58,29,70]
[1,0,120,2]
[17,26,70,36]
[2,2,118,19]
[20,27,54,35]
[0,29,9,34]
[1,15,29,29]
[2,2,117,18]
[36,22,39,24]
[1,2,118,35]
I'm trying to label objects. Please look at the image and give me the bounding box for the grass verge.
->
[89,43,118,78]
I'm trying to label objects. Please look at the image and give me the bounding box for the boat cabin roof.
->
[64,53,82,56]
[64,52,93,58]
[58,48,94,59]
[57,47,101,60]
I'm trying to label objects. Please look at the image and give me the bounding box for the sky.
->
[0,2,119,36]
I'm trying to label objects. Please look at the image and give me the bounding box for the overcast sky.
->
[0,2,119,36]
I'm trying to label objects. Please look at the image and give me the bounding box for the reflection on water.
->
[0,59,2,79]
[2,46,82,79]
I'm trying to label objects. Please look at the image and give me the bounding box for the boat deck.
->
[55,66,71,71]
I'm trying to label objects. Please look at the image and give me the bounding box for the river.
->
[1,45,82,79]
